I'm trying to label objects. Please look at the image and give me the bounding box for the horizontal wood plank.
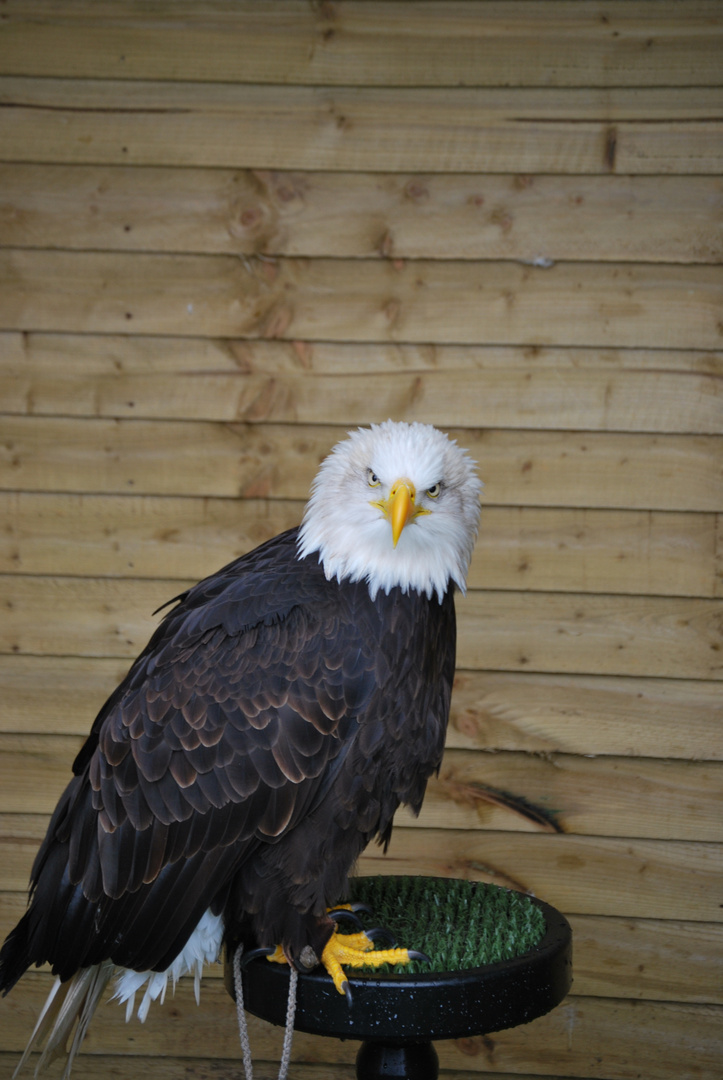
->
[2,419,720,512]
[2,576,722,679]
[0,655,132,736]
[5,331,721,376]
[1,734,719,842]
[419,750,723,840]
[3,340,720,437]
[7,79,717,123]
[0,900,720,1014]
[2,493,718,598]
[457,590,723,680]
[3,251,723,349]
[447,670,723,760]
[1,80,721,174]
[0,977,721,1080]
[0,493,302,582]
[569,914,723,1005]
[10,363,722,435]
[2,1,722,88]
[3,656,719,762]
[2,165,721,264]
[470,507,721,596]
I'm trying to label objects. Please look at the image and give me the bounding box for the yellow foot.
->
[321,927,425,1002]
[266,944,288,964]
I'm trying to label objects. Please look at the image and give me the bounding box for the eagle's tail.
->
[12,962,114,1080]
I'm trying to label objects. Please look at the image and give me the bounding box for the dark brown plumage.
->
[1,528,454,988]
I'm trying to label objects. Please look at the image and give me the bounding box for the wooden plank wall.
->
[0,2,721,1078]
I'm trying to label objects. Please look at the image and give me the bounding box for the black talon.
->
[240,946,276,968]
[407,949,431,965]
[329,908,364,930]
[342,980,353,1008]
[365,926,397,947]
[345,901,373,916]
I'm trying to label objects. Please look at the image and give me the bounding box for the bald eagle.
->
[1,420,481,1076]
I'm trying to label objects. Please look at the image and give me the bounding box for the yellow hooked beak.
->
[373,478,425,547]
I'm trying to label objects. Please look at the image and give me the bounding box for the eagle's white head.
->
[297,420,482,602]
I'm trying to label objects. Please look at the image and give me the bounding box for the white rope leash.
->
[279,961,298,1080]
[233,944,298,1080]
[233,944,255,1079]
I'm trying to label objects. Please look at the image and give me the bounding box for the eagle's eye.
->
[426,483,441,498]
[367,470,381,488]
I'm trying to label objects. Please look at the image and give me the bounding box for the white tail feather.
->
[12,963,114,1080]
[11,977,63,1080]
[60,963,114,1079]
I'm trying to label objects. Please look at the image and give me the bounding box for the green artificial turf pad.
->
[347,876,546,976]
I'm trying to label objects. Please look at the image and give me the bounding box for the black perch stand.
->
[225,876,572,1080]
